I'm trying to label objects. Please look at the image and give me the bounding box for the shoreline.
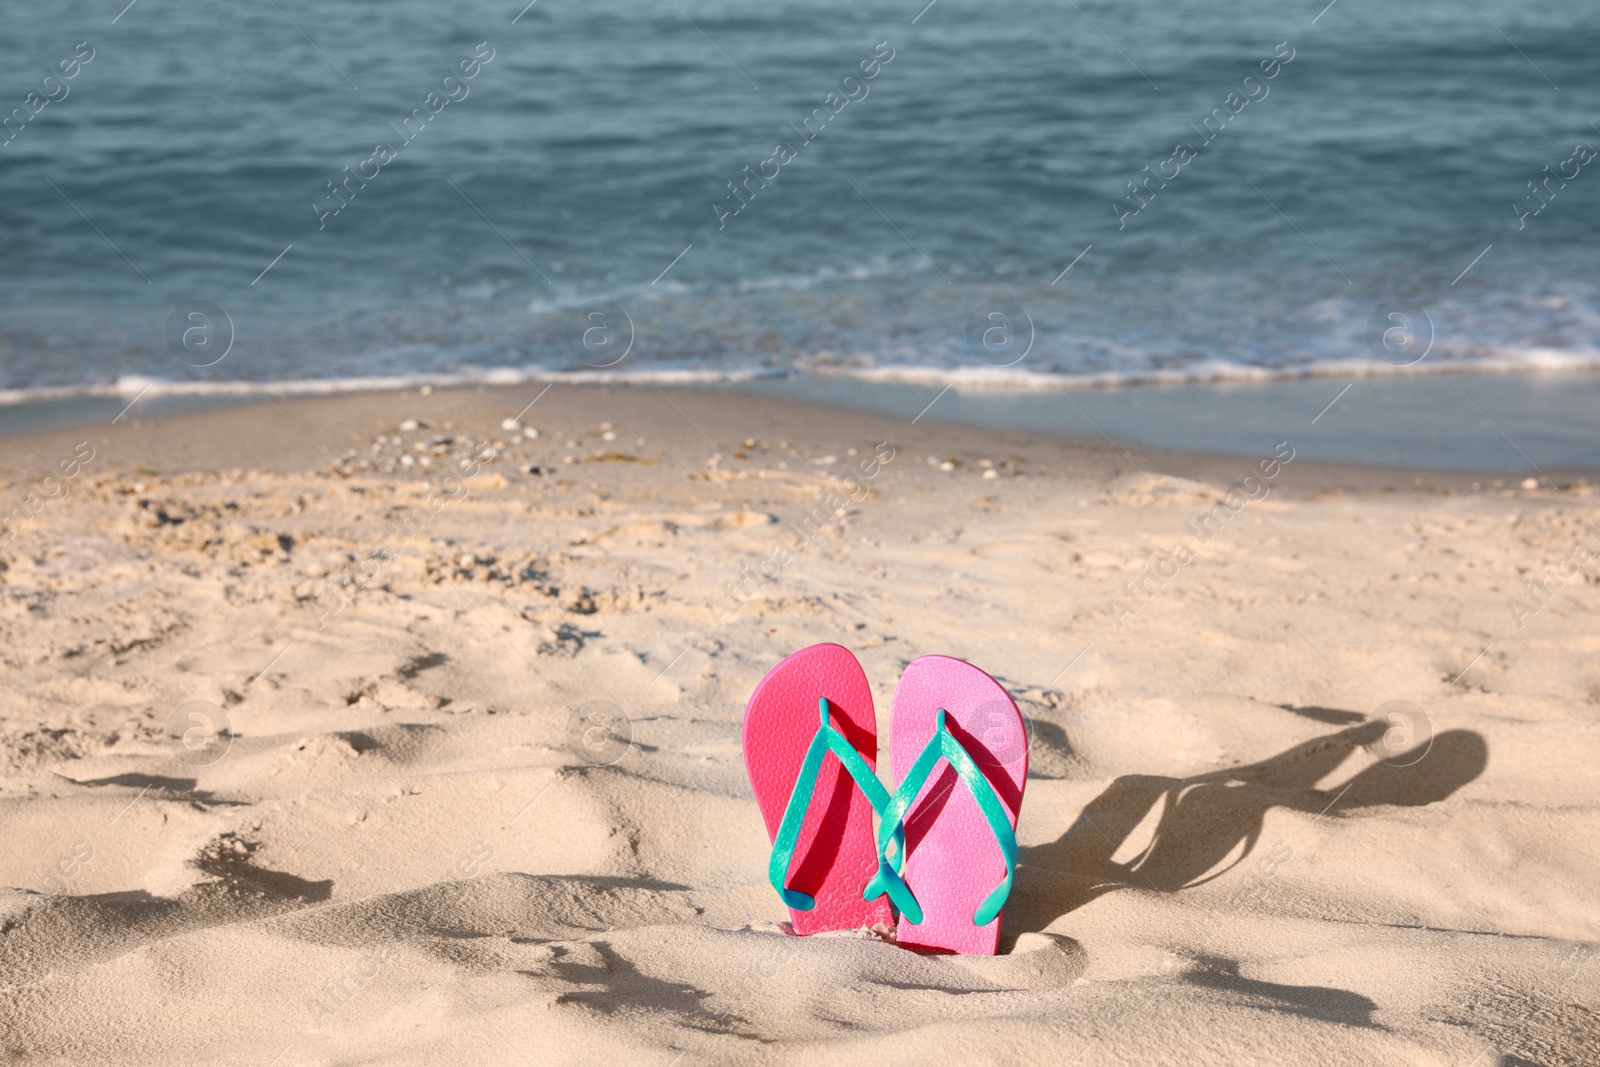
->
[3,369,1600,480]
[1,380,1596,497]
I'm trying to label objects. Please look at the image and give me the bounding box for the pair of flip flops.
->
[742,644,1028,955]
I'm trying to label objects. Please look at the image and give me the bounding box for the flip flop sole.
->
[743,643,893,934]
[890,655,1027,955]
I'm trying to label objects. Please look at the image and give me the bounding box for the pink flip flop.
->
[881,655,1027,955]
[743,643,895,935]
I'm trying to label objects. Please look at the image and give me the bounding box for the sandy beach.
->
[1,384,1596,1065]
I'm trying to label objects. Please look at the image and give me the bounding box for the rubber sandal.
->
[743,643,896,934]
[878,655,1027,955]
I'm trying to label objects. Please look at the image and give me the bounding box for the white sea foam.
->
[799,347,1600,391]
[3,347,1599,411]
[0,365,787,407]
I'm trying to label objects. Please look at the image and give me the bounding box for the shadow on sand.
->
[1008,717,1487,933]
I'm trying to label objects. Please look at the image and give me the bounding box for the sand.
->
[0,384,1596,1066]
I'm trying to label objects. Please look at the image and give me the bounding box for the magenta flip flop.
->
[879,655,1027,955]
[743,643,895,935]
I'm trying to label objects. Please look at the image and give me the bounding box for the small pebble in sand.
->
[983,469,998,479]
[400,455,415,466]
[419,385,433,395]
[400,419,420,431]
[523,428,540,439]
[939,461,956,472]
[602,431,617,441]
[1521,477,1539,490]
[600,422,614,431]
[501,418,521,431]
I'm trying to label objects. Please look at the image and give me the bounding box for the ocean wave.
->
[798,348,1600,391]
[522,259,900,315]
[4,346,1600,410]
[0,365,787,408]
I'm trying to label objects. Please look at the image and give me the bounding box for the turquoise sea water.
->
[0,0,1596,411]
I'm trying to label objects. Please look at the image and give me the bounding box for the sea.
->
[1,0,1596,466]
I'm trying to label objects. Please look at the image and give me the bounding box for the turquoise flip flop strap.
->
[767,697,903,911]
[874,709,1018,927]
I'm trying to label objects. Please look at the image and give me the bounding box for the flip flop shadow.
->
[1008,717,1488,934]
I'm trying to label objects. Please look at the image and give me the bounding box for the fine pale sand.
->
[1,385,1596,1065]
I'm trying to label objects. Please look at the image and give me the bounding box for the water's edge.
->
[5,367,1597,475]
